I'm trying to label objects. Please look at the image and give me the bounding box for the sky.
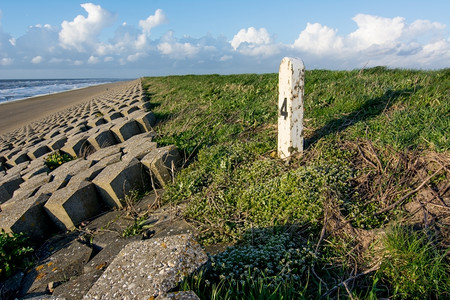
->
[0,0,449,79]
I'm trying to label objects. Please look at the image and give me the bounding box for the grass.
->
[142,68,449,298]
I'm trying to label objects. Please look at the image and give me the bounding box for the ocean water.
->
[0,78,127,104]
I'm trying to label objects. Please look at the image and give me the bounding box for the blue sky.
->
[0,0,449,78]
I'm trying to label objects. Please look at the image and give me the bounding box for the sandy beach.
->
[0,81,133,135]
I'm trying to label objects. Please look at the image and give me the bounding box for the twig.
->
[367,140,383,173]
[356,141,378,170]
[322,262,381,298]
[375,166,444,215]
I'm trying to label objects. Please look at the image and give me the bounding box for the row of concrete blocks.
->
[0,131,181,243]
[0,102,152,171]
[0,109,156,203]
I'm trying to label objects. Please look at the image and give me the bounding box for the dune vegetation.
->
[142,67,449,299]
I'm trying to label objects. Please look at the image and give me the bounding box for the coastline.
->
[0,80,135,135]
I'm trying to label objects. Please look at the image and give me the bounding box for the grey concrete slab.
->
[83,234,207,299]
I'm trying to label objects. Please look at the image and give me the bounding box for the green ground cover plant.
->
[0,230,33,279]
[141,68,449,298]
[44,151,74,170]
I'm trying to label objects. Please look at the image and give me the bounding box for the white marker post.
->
[277,57,305,159]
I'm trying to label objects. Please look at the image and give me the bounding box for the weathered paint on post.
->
[277,57,305,159]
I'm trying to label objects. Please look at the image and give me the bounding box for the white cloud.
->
[88,55,99,64]
[293,23,343,54]
[59,3,116,52]
[1,6,448,77]
[219,55,232,61]
[127,52,146,62]
[139,9,167,35]
[230,27,271,50]
[31,56,43,64]
[230,27,280,57]
[157,31,201,59]
[1,57,13,65]
[349,14,405,49]
[292,14,450,68]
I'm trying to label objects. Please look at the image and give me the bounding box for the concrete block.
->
[138,101,153,111]
[60,135,92,158]
[92,158,150,208]
[87,129,117,150]
[44,181,103,231]
[104,111,123,122]
[47,134,67,151]
[122,105,140,116]
[21,164,50,181]
[84,234,207,299]
[141,145,181,187]
[36,173,71,196]
[110,119,141,142]
[27,143,51,160]
[87,144,121,161]
[15,173,50,197]
[87,117,106,128]
[67,164,105,187]
[0,194,54,242]
[121,139,157,162]
[95,152,122,168]
[6,150,30,167]
[128,110,157,132]
[44,128,61,139]
[49,158,94,182]
[0,173,24,203]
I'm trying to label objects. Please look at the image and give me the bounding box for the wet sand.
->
[0,81,133,135]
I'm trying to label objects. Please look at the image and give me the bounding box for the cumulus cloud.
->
[88,55,99,64]
[1,5,448,77]
[139,9,167,35]
[157,31,201,59]
[230,27,272,50]
[230,27,280,57]
[31,56,43,64]
[59,3,116,52]
[292,14,450,68]
[293,23,344,55]
[1,57,13,65]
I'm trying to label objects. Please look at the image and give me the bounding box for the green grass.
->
[142,68,449,299]
[376,225,450,299]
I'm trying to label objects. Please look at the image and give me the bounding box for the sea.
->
[0,78,129,104]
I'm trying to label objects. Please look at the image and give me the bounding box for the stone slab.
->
[83,234,207,299]
[20,240,92,297]
[156,291,201,300]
